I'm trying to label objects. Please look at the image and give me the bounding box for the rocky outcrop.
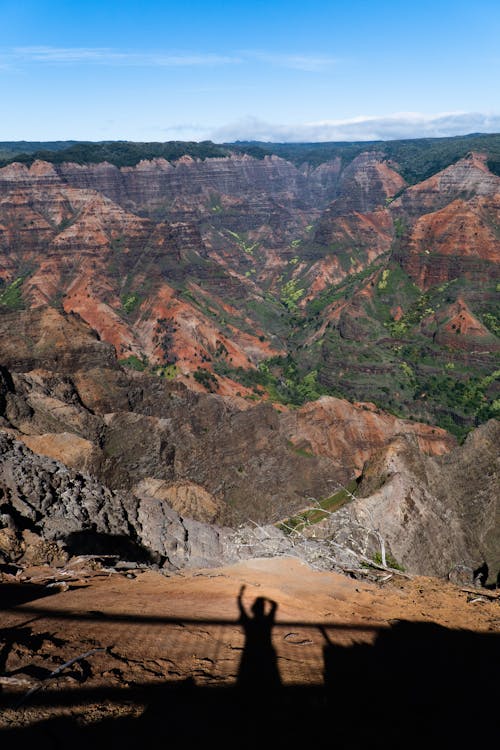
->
[1,416,496,580]
[395,194,500,289]
[0,359,455,526]
[55,154,343,214]
[0,154,343,215]
[0,307,117,373]
[426,298,500,352]
[308,420,500,581]
[326,152,405,217]
[0,430,361,572]
[281,396,455,473]
[393,152,500,218]
[0,366,346,524]
[0,429,232,569]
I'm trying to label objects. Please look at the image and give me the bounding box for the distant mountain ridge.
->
[2,131,500,182]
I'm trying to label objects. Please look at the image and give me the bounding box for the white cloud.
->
[211,112,500,142]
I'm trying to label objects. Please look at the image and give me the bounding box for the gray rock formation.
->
[306,420,500,582]
[0,430,361,573]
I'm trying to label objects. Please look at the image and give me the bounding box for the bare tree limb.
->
[15,647,107,708]
[359,556,412,579]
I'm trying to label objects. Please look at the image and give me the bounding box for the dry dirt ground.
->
[1,556,499,748]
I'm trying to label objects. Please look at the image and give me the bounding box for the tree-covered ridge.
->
[2,132,500,183]
[231,132,500,182]
[0,140,232,168]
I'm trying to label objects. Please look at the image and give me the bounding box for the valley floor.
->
[1,557,499,747]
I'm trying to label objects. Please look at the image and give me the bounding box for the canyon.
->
[0,136,498,741]
[0,137,498,573]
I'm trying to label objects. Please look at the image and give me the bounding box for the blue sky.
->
[1,0,499,142]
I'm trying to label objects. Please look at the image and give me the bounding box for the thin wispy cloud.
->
[244,51,337,72]
[6,46,336,72]
[12,46,241,67]
[211,112,500,142]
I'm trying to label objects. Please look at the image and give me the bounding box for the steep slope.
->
[395,194,500,289]
[274,154,500,436]
[0,343,454,526]
[308,419,500,581]
[0,179,281,395]
[393,151,500,217]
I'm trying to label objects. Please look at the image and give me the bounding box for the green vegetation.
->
[480,311,500,337]
[286,439,315,458]
[214,356,329,407]
[393,217,407,238]
[280,279,305,312]
[208,193,223,213]
[278,481,358,534]
[308,258,387,316]
[226,229,259,255]
[5,132,500,185]
[0,140,231,168]
[193,367,218,392]
[377,269,390,289]
[372,551,405,571]
[386,289,434,337]
[118,355,148,371]
[0,276,26,309]
[419,370,500,436]
[121,293,141,314]
[229,133,500,183]
[155,364,178,379]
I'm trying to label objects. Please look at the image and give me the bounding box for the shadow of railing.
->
[1,585,499,748]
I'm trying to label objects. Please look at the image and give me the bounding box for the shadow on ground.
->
[1,584,498,748]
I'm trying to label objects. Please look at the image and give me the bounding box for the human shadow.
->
[1,598,499,749]
[1,621,498,749]
[236,585,281,691]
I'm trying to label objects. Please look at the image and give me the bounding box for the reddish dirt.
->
[282,396,455,471]
[1,556,498,737]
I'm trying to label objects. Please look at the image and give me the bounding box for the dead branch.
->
[459,587,499,600]
[15,647,107,708]
[359,555,412,579]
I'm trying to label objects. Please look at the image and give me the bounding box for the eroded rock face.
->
[55,155,343,214]
[0,308,117,373]
[393,152,500,218]
[280,396,454,474]
[0,430,230,569]
[325,152,405,217]
[309,420,500,581]
[0,359,454,525]
[395,194,500,289]
[0,430,360,572]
